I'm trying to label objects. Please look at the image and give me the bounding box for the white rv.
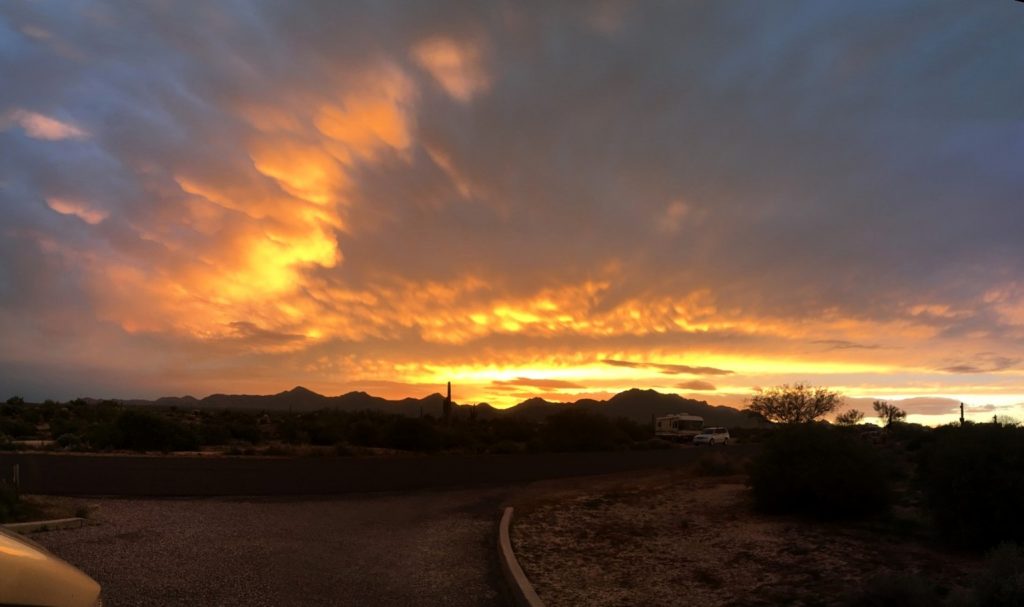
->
[654,413,704,442]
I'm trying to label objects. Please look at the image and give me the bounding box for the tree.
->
[872,400,906,427]
[835,409,865,426]
[746,383,842,424]
[5,396,24,405]
[995,415,1020,427]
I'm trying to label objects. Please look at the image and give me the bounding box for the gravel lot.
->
[34,489,514,607]
[511,470,978,607]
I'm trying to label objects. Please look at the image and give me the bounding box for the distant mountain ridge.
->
[124,386,757,427]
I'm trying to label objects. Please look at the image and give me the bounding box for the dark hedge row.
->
[0,399,655,455]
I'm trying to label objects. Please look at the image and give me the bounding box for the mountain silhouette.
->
[133,386,756,427]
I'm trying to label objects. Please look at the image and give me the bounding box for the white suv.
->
[693,427,730,446]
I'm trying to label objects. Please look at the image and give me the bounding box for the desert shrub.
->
[695,453,741,477]
[197,422,231,445]
[436,423,479,451]
[633,438,673,450]
[56,433,81,449]
[49,416,85,439]
[955,543,1024,607]
[346,418,382,447]
[304,414,345,446]
[843,572,943,607]
[218,413,265,444]
[749,424,891,519]
[81,421,119,450]
[540,410,631,452]
[488,439,526,454]
[613,417,651,442]
[489,417,537,443]
[0,417,36,439]
[919,425,1024,549]
[275,416,310,445]
[729,427,772,443]
[112,409,199,452]
[886,422,933,452]
[0,482,22,523]
[386,417,441,452]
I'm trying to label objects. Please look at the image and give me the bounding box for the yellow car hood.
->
[0,527,101,607]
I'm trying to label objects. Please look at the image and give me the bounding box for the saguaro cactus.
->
[443,381,452,423]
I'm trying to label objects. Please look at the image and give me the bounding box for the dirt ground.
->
[511,467,978,607]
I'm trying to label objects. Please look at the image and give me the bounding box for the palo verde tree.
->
[746,383,842,424]
[835,409,865,426]
[872,400,906,427]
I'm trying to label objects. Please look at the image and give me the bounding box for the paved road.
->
[35,488,516,607]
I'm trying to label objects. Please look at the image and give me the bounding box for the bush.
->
[843,573,943,607]
[489,417,537,443]
[0,418,36,439]
[919,425,1024,549]
[112,409,199,452]
[633,438,673,451]
[846,543,1024,607]
[346,418,381,447]
[957,543,1024,606]
[0,482,19,523]
[695,453,741,477]
[386,417,441,452]
[749,424,891,519]
[613,417,652,442]
[56,433,81,449]
[488,439,526,454]
[540,410,630,452]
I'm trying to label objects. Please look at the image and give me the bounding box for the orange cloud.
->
[3,109,87,140]
[45,197,107,224]
[413,37,490,102]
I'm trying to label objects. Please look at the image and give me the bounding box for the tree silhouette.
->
[746,383,842,424]
[872,400,906,427]
[835,409,865,426]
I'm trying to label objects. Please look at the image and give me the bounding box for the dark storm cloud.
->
[938,354,1021,375]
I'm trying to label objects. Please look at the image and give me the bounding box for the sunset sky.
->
[1,2,1022,425]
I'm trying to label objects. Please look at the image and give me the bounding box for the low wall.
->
[0,445,755,496]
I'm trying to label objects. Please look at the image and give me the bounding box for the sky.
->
[1,1,1023,425]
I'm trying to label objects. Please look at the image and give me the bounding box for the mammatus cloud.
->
[1,2,1023,420]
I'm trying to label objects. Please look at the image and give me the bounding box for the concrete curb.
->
[498,506,545,607]
[3,517,87,534]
